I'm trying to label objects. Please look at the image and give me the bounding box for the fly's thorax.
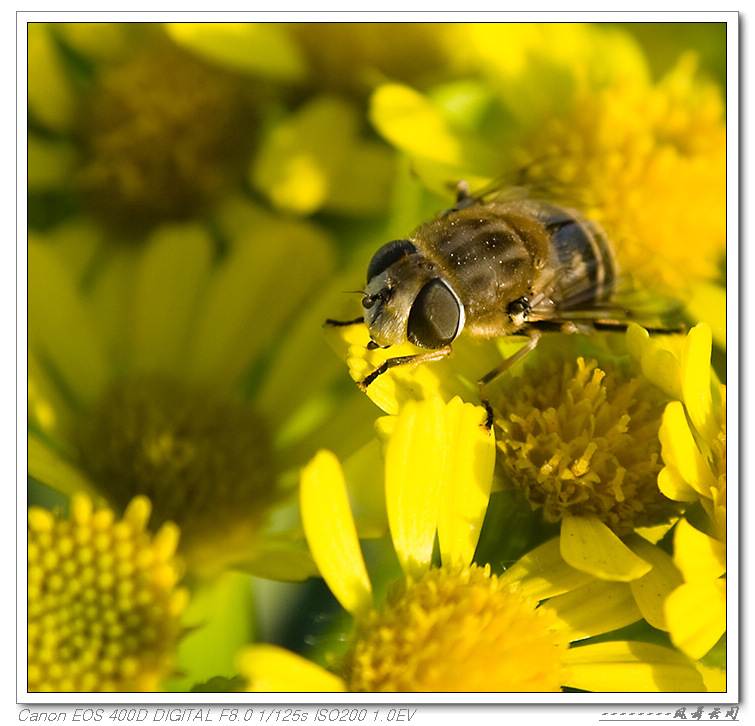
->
[410,204,549,337]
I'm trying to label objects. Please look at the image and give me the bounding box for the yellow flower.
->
[27,493,187,692]
[485,331,702,644]
[514,52,725,294]
[492,339,677,536]
[28,199,378,581]
[657,324,726,661]
[368,23,725,300]
[334,318,695,639]
[238,397,704,692]
[336,317,682,567]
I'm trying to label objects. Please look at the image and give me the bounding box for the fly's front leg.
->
[477,330,542,430]
[359,346,453,391]
[324,317,365,327]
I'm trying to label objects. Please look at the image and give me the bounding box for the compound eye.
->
[407,278,462,349]
[366,239,418,283]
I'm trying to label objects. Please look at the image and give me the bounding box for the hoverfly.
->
[328,181,679,423]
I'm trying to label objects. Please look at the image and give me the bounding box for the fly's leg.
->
[324,317,365,327]
[324,318,453,391]
[477,330,542,430]
[591,319,686,335]
[359,346,453,391]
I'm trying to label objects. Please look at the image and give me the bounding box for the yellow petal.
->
[562,641,705,692]
[28,242,109,407]
[625,534,684,631]
[347,347,399,415]
[185,211,333,385]
[659,401,718,497]
[673,518,726,582]
[657,464,699,502]
[28,134,77,190]
[436,398,495,567]
[27,23,76,132]
[626,323,683,401]
[166,22,305,81]
[681,323,719,446]
[697,662,727,693]
[666,580,726,660]
[499,537,593,600]
[237,645,346,692]
[339,439,389,538]
[28,434,102,503]
[385,398,447,575]
[560,516,652,581]
[684,284,726,351]
[348,338,452,415]
[54,22,133,63]
[300,451,372,617]
[252,96,358,215]
[32,218,108,297]
[369,83,493,172]
[129,224,214,375]
[28,352,72,440]
[543,580,642,640]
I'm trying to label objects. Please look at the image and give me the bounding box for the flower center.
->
[75,377,279,571]
[75,39,255,235]
[27,494,186,692]
[492,348,678,536]
[341,564,566,692]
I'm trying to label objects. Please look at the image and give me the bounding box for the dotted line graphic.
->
[601,713,676,716]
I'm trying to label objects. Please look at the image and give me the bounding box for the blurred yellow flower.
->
[28,200,378,581]
[28,23,262,238]
[368,23,725,300]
